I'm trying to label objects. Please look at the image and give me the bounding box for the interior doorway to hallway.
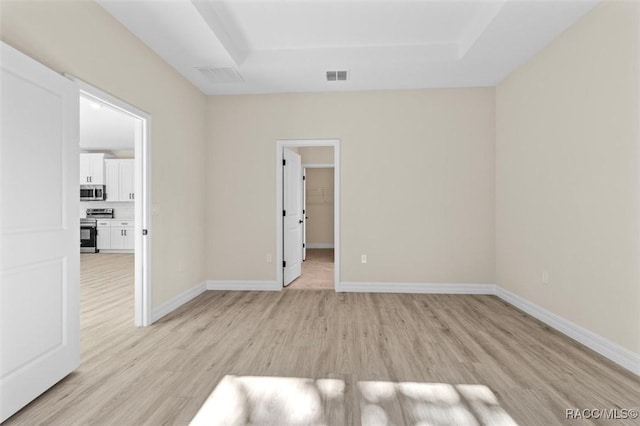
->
[276,140,340,290]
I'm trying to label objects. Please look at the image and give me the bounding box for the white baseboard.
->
[495,286,640,376]
[338,281,495,294]
[152,281,206,323]
[206,280,280,291]
[306,243,334,249]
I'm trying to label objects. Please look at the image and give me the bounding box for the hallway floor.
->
[287,248,334,290]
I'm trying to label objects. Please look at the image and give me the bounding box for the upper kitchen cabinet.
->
[105,159,135,202]
[79,153,110,184]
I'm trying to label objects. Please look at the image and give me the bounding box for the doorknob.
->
[299,220,303,224]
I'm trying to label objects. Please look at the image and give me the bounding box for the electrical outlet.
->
[542,270,550,285]
[266,253,272,263]
[361,254,367,264]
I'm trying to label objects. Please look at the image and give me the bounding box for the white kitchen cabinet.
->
[79,153,109,184]
[105,159,135,202]
[96,220,134,252]
[110,221,134,250]
[96,221,111,250]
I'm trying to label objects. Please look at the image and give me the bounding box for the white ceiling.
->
[80,96,136,150]
[97,0,600,95]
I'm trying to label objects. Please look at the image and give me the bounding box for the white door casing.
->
[276,140,339,290]
[67,75,152,327]
[302,168,307,261]
[283,148,303,286]
[0,42,80,422]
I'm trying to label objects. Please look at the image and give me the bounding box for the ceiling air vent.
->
[326,70,349,82]
[197,67,244,84]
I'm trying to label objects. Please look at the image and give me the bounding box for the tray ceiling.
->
[97,0,600,95]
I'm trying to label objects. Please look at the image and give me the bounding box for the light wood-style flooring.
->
[288,248,334,290]
[5,253,640,425]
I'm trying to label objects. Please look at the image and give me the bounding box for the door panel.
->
[283,148,303,286]
[0,42,80,422]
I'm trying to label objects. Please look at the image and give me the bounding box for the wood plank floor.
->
[4,254,640,425]
[288,249,334,290]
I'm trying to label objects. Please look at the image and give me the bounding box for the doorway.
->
[68,76,152,326]
[276,140,340,290]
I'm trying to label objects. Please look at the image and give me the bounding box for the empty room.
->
[1,0,639,425]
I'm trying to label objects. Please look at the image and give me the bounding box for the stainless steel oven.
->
[80,185,106,201]
[80,208,113,253]
[80,220,98,253]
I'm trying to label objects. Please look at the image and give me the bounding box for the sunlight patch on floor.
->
[359,381,518,426]
[189,376,518,425]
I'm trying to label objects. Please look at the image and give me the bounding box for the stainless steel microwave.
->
[80,185,106,201]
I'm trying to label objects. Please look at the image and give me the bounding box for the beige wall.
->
[300,147,334,164]
[0,0,208,307]
[207,89,495,283]
[305,168,334,245]
[496,1,640,353]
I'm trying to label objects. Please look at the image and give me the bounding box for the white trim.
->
[206,280,280,291]
[307,243,335,249]
[302,163,334,168]
[151,281,206,323]
[65,74,153,327]
[338,282,496,294]
[276,139,340,290]
[495,286,640,376]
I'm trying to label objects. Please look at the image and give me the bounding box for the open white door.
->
[0,42,80,422]
[302,168,307,261]
[283,148,303,286]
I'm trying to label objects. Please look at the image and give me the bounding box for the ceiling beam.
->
[191,0,249,66]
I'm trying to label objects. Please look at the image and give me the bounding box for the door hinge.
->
[283,260,286,268]
[142,229,148,235]
[303,209,305,214]
[303,243,305,248]
[283,210,286,216]
[283,159,286,166]
[303,175,306,180]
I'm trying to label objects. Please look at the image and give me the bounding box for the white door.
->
[302,168,307,261]
[0,42,80,422]
[283,148,303,286]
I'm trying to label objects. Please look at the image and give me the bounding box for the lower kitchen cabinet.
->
[97,222,111,250]
[110,226,134,250]
[96,220,134,251]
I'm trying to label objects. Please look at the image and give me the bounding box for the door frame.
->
[275,139,340,290]
[65,75,153,327]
